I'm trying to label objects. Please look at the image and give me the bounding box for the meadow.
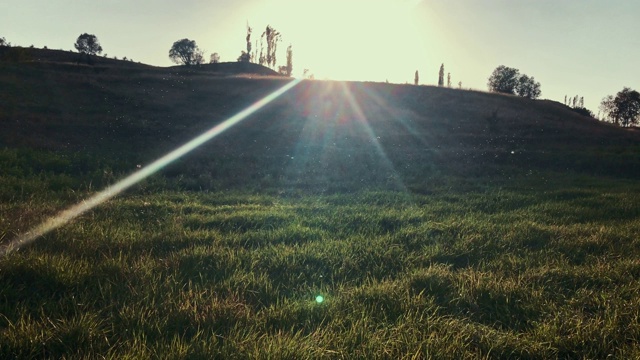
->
[1,54,640,358]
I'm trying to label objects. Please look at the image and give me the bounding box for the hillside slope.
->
[1,59,638,193]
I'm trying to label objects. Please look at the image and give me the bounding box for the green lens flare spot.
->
[315,295,324,304]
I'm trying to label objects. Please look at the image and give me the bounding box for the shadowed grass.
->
[2,59,640,358]
[2,179,640,358]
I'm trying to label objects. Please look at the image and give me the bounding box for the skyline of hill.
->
[1,51,639,193]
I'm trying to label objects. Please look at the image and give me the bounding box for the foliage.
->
[487,65,520,95]
[285,44,293,77]
[488,65,541,99]
[565,95,585,108]
[262,25,281,69]
[571,107,594,118]
[169,39,204,66]
[600,88,640,127]
[244,25,252,63]
[74,33,103,56]
[0,37,10,47]
[237,51,250,62]
[516,74,542,99]
[438,63,444,86]
[414,70,419,86]
[209,53,220,64]
[614,88,640,127]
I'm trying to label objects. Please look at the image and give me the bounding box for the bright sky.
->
[1,0,638,113]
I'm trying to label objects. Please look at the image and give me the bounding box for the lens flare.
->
[315,295,325,303]
[1,78,302,257]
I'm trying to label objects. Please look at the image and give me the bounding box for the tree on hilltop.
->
[74,33,103,64]
[488,65,541,99]
[285,44,293,76]
[438,64,444,86]
[239,24,252,63]
[169,39,205,66]
[262,25,281,69]
[600,87,640,127]
[210,53,220,63]
[0,37,10,47]
[414,70,419,85]
[237,51,250,62]
[515,74,541,99]
[74,33,103,55]
[487,65,520,94]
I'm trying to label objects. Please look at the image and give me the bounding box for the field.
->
[1,53,640,358]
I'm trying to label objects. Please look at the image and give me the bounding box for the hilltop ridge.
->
[1,56,638,193]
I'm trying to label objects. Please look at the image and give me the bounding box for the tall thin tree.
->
[245,23,252,62]
[414,70,419,85]
[285,44,293,76]
[438,64,444,87]
[263,25,281,69]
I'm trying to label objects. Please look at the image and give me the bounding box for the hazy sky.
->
[1,0,639,112]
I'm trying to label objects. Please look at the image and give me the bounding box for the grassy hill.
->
[1,55,640,358]
[1,54,638,192]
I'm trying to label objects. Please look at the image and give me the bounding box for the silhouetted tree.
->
[515,74,541,99]
[579,96,584,108]
[599,95,615,122]
[414,70,419,85]
[488,65,541,99]
[241,24,252,63]
[611,88,640,127]
[447,72,451,87]
[253,39,258,63]
[571,107,594,117]
[237,51,250,62]
[210,53,220,63]
[564,95,567,105]
[169,38,204,65]
[74,33,102,57]
[258,36,266,66]
[285,44,293,76]
[438,64,444,86]
[458,81,462,89]
[0,37,10,46]
[487,65,520,94]
[262,25,281,69]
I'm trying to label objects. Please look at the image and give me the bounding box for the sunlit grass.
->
[2,176,640,358]
[2,61,640,357]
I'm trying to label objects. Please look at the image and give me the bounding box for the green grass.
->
[2,177,640,358]
[1,58,640,358]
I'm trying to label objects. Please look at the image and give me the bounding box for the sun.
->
[242,0,425,82]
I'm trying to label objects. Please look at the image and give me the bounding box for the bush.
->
[571,107,594,118]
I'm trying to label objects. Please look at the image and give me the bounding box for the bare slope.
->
[1,59,638,193]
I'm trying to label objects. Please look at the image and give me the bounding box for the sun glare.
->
[244,0,424,82]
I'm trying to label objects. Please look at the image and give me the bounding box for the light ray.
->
[339,82,408,191]
[1,78,303,257]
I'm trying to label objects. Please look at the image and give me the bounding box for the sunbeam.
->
[338,82,409,191]
[1,78,303,257]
